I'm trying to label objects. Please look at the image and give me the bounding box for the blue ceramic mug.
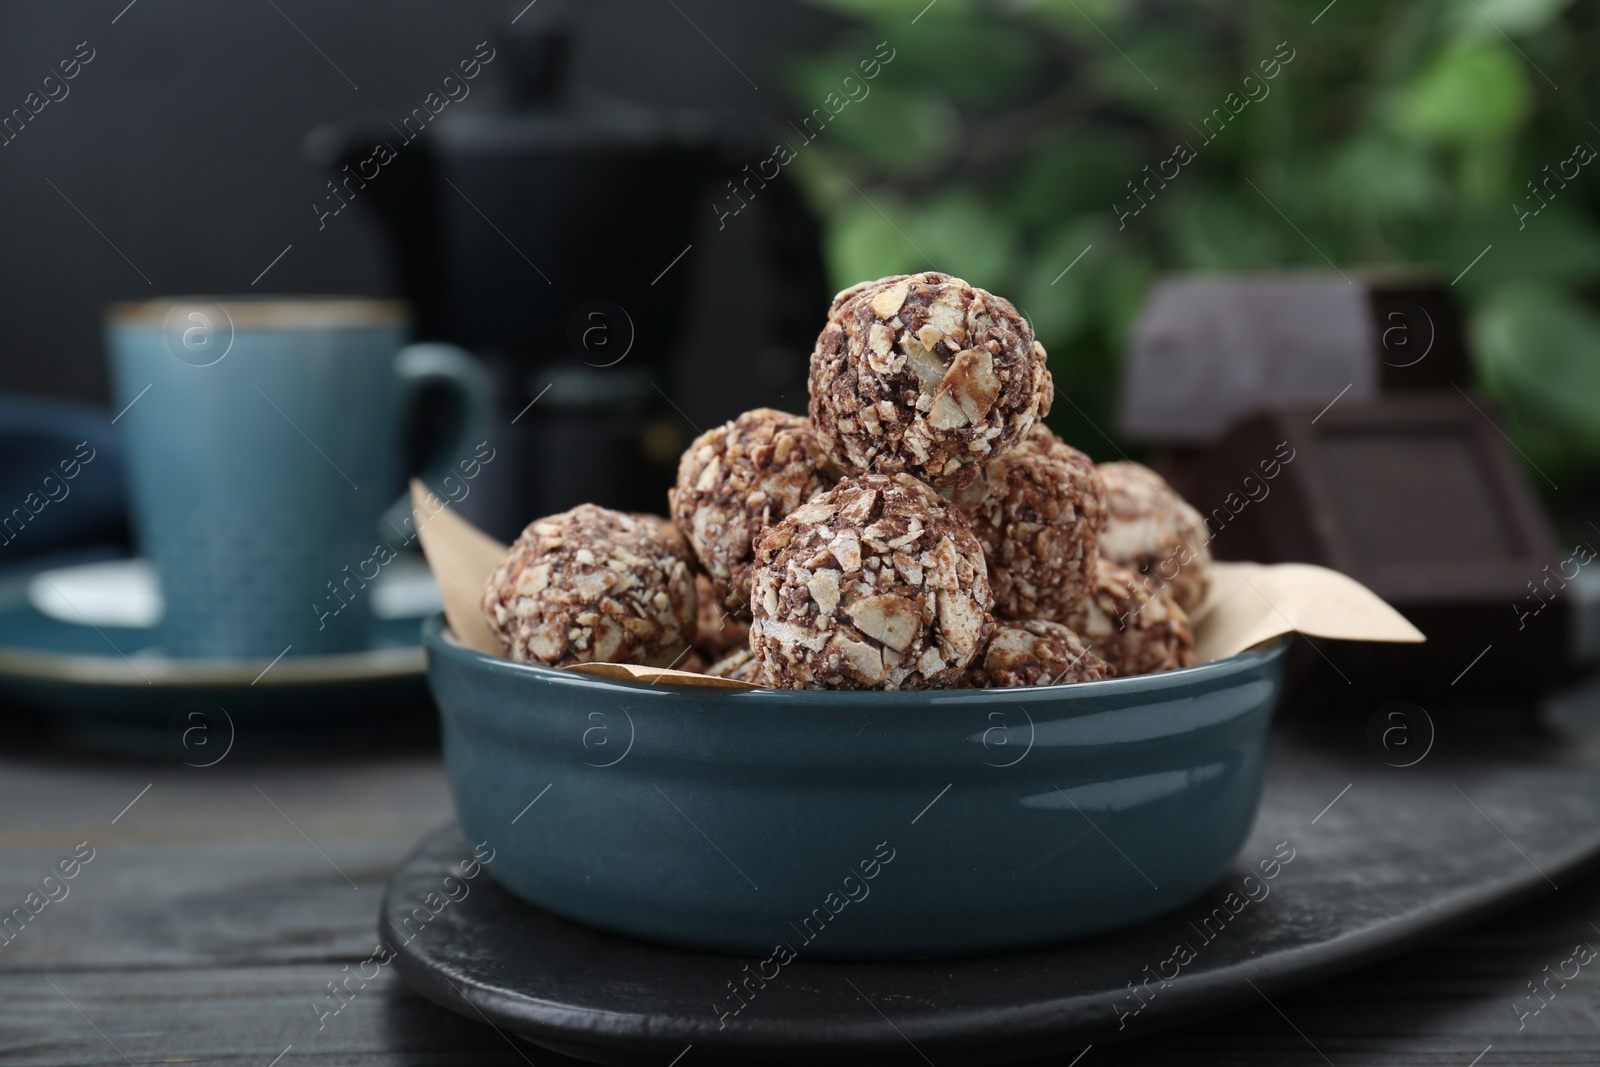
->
[107,297,491,659]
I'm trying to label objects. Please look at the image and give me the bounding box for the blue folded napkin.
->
[0,397,129,574]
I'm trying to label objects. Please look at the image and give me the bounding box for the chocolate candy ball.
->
[1097,461,1213,613]
[809,272,1053,490]
[669,408,834,616]
[1066,559,1196,676]
[750,473,993,690]
[692,573,751,659]
[969,620,1113,688]
[705,647,767,685]
[481,505,697,668]
[944,423,1104,621]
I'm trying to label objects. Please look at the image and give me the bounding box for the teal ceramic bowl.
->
[424,615,1287,959]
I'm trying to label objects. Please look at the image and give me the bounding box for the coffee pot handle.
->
[382,343,494,538]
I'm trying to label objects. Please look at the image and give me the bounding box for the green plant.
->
[788,0,1600,484]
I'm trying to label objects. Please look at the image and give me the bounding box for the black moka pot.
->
[307,3,827,540]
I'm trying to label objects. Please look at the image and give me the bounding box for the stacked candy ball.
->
[483,271,1210,689]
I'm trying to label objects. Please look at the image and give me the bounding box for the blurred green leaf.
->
[1448,0,1574,38]
[825,192,925,285]
[1392,37,1532,146]
[907,192,1021,290]
[1016,0,1137,36]
[1165,185,1288,269]
[1324,133,1445,218]
[1473,283,1600,469]
[879,20,1040,104]
[1456,137,1519,206]
[1002,133,1146,227]
[786,61,960,174]
[784,0,1600,483]
[1097,254,1156,355]
[1014,218,1106,342]
[1420,205,1600,296]
[804,0,974,23]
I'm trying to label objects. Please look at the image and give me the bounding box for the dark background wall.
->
[0,0,838,426]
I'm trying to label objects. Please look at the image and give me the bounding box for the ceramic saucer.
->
[1,556,438,752]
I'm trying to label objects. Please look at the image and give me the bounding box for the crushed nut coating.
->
[945,423,1104,622]
[750,472,994,690]
[1097,461,1213,613]
[482,505,696,668]
[670,408,834,616]
[1066,558,1197,677]
[809,272,1053,490]
[693,573,751,659]
[705,647,768,685]
[968,619,1113,688]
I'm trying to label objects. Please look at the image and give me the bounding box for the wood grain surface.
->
[3,716,1599,1066]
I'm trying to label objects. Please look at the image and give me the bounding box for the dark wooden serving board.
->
[386,714,1600,1065]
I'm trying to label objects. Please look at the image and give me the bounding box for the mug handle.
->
[381,342,494,537]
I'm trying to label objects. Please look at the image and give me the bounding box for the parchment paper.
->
[411,481,1424,689]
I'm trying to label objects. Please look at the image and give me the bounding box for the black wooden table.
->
[4,712,1600,1067]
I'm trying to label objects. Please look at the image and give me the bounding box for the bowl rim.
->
[422,613,1289,706]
